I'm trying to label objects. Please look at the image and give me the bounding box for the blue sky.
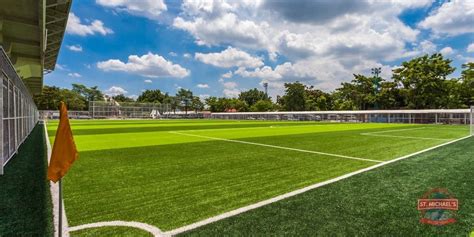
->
[46,0,474,100]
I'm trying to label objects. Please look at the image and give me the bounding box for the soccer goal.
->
[89,101,172,119]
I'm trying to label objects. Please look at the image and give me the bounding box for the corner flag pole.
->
[59,178,63,237]
[47,102,79,237]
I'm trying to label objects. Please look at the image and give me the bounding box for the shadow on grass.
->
[0,124,53,236]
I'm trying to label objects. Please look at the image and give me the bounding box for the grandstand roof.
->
[0,0,71,94]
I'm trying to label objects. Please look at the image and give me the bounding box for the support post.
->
[58,178,63,237]
[470,106,473,136]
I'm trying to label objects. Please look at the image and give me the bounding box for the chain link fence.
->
[211,109,472,125]
[0,47,39,175]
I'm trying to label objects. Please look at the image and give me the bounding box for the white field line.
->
[360,126,452,141]
[43,121,70,237]
[165,135,473,236]
[69,221,164,237]
[169,131,382,163]
[362,126,426,134]
[360,133,451,141]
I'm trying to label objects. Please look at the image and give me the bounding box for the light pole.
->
[263,82,268,98]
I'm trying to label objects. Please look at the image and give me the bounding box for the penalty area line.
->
[169,131,382,163]
[165,134,472,236]
[360,133,451,141]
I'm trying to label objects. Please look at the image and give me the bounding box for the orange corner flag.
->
[47,102,79,183]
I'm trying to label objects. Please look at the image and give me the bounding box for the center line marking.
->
[169,131,382,163]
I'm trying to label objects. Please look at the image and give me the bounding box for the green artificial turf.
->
[0,125,53,236]
[70,226,152,237]
[182,136,474,236]
[46,120,469,232]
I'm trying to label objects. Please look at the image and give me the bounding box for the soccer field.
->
[47,120,469,233]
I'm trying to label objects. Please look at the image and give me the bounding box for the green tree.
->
[304,86,332,111]
[34,86,86,110]
[250,100,274,112]
[191,96,205,112]
[72,84,103,101]
[392,53,455,109]
[280,82,306,111]
[164,96,179,114]
[112,94,135,102]
[137,89,166,103]
[176,89,193,114]
[205,97,220,112]
[238,88,268,107]
[460,62,474,106]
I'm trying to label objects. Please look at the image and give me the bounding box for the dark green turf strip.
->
[0,125,54,236]
[182,137,474,236]
[70,226,152,237]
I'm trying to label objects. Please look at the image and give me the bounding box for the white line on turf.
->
[43,121,70,237]
[360,133,451,141]
[362,127,427,134]
[360,126,452,141]
[68,221,164,237]
[169,131,382,163]
[165,134,472,236]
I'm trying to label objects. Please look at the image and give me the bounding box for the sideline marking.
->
[69,221,164,237]
[165,135,472,236]
[169,131,382,163]
[44,121,70,237]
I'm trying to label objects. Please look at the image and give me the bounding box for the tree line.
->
[34,54,473,112]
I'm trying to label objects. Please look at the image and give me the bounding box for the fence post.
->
[0,73,4,175]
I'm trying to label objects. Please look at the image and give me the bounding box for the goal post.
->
[470,106,473,136]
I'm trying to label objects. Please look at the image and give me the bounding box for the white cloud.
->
[199,94,210,100]
[173,13,271,51]
[220,80,239,97]
[97,52,190,78]
[197,83,209,88]
[55,64,66,70]
[67,45,83,52]
[223,81,237,89]
[183,53,192,58]
[456,54,474,63]
[67,72,82,78]
[144,79,152,83]
[223,88,240,97]
[169,52,178,57]
[96,0,167,20]
[129,94,138,100]
[439,47,454,55]
[221,71,233,79]
[195,47,263,68]
[467,43,474,53]
[66,13,113,36]
[418,0,474,36]
[105,86,127,96]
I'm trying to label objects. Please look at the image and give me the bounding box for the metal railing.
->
[0,46,39,175]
